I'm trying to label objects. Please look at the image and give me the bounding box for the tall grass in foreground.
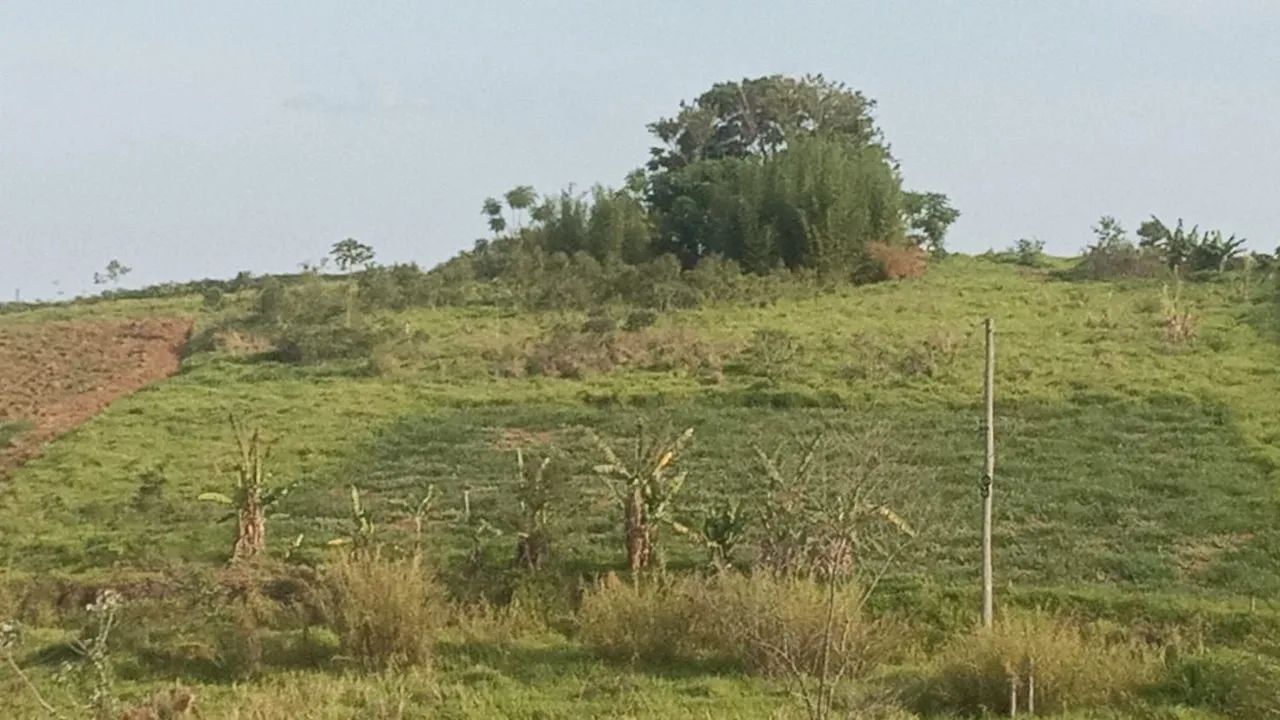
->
[578,572,904,678]
[911,613,1157,716]
[321,550,447,670]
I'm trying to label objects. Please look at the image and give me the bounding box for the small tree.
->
[482,197,507,237]
[748,431,919,720]
[504,185,537,232]
[199,417,295,562]
[590,424,694,572]
[903,191,961,256]
[330,238,375,272]
[93,260,131,288]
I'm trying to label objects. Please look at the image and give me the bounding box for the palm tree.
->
[504,185,537,231]
[482,197,506,237]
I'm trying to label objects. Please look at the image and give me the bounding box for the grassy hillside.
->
[2,256,1279,717]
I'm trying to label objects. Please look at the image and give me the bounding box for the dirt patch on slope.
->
[0,317,192,478]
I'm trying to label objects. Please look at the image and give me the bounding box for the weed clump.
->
[578,574,695,665]
[578,573,902,680]
[321,550,446,669]
[1159,648,1280,718]
[913,613,1157,716]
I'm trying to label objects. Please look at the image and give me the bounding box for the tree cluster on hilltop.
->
[448,74,959,291]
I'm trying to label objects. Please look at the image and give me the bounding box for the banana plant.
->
[198,416,296,563]
[513,450,559,570]
[590,424,694,572]
[327,485,377,551]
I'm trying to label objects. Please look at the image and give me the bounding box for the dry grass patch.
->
[577,572,904,679]
[321,550,447,670]
[913,613,1158,716]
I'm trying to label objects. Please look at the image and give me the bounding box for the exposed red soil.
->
[0,317,192,478]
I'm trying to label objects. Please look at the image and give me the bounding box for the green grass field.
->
[2,256,1278,718]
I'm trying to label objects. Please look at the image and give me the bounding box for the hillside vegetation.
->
[3,73,1280,718]
[2,254,1279,718]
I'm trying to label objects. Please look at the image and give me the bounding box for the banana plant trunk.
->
[625,489,652,572]
[232,487,266,561]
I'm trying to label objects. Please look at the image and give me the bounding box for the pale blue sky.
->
[3,1,1278,300]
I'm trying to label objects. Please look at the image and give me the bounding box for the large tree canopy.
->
[460,74,958,290]
[646,74,882,173]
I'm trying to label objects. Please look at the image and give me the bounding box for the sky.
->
[2,1,1279,300]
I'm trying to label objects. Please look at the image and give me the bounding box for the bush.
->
[914,614,1157,716]
[1072,215,1170,280]
[273,322,385,365]
[739,328,801,382]
[578,574,697,664]
[322,550,446,669]
[202,287,224,311]
[622,309,658,332]
[256,278,287,323]
[868,242,926,280]
[1005,237,1047,267]
[1160,648,1280,718]
[578,572,901,680]
[581,310,617,335]
[696,573,901,679]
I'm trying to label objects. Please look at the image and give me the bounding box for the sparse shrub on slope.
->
[578,574,699,664]
[578,572,903,680]
[1160,648,1280,719]
[1071,216,1167,280]
[867,242,926,280]
[738,328,801,383]
[321,549,446,669]
[913,614,1157,716]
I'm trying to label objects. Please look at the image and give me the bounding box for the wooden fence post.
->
[982,318,996,629]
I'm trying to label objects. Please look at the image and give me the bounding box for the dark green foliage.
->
[202,287,224,311]
[256,278,287,323]
[623,309,658,332]
[329,239,375,272]
[1159,649,1280,718]
[645,74,881,173]
[903,191,961,255]
[1009,237,1047,267]
[1138,216,1247,273]
[428,75,954,308]
[739,328,801,382]
[1071,216,1167,280]
[649,137,908,277]
[273,322,384,365]
[581,310,616,335]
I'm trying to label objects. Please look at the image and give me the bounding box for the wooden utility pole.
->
[982,318,996,629]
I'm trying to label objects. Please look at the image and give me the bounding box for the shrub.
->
[581,310,617,335]
[914,614,1157,716]
[1160,648,1280,718]
[578,572,902,680]
[895,329,963,379]
[1073,217,1167,280]
[868,242,926,280]
[696,573,902,679]
[740,328,801,382]
[321,550,446,669]
[256,278,287,323]
[622,309,658,332]
[1008,238,1049,266]
[578,574,697,664]
[202,287,224,311]
[273,322,385,365]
